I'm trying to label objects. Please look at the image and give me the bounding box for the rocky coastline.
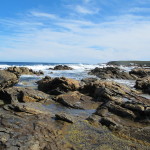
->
[0,65,150,150]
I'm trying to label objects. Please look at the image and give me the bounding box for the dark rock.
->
[51,65,73,70]
[55,91,100,109]
[96,100,150,123]
[100,117,120,128]
[0,103,67,150]
[106,101,136,119]
[0,70,19,89]
[135,77,150,94]
[55,113,74,123]
[81,79,139,103]
[130,68,150,78]
[37,77,80,95]
[6,66,44,76]
[0,87,53,104]
[89,67,137,79]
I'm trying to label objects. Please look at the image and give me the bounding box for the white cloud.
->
[30,11,57,19]
[75,5,99,15]
[0,11,150,63]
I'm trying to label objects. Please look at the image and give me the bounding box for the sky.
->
[0,0,150,63]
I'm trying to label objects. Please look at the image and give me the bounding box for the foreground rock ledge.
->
[0,102,150,150]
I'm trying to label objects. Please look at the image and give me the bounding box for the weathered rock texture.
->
[0,103,71,150]
[51,65,73,70]
[130,68,150,78]
[135,76,150,94]
[0,87,53,104]
[6,66,44,76]
[37,76,80,95]
[55,91,100,109]
[0,70,19,89]
[89,67,137,79]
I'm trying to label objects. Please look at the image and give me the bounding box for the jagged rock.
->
[55,91,100,109]
[81,79,139,103]
[122,102,145,112]
[130,68,150,78]
[94,100,150,144]
[55,113,74,123]
[135,77,150,94]
[89,67,137,79]
[37,76,80,95]
[96,100,150,123]
[106,101,136,119]
[0,70,19,89]
[100,117,121,129]
[0,87,53,104]
[6,66,44,76]
[51,65,73,70]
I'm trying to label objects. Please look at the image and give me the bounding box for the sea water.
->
[0,62,136,88]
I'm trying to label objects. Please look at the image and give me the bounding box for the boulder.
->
[89,67,137,79]
[37,76,80,95]
[55,113,74,123]
[0,70,19,89]
[81,79,139,103]
[130,68,150,78]
[135,77,150,94]
[0,87,53,104]
[55,91,100,109]
[50,65,73,70]
[6,66,44,76]
[96,100,150,124]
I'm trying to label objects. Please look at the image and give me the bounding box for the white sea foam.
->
[0,63,138,88]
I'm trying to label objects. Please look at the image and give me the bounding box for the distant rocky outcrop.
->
[89,67,137,79]
[0,70,19,89]
[107,61,150,67]
[6,66,44,76]
[50,65,73,70]
[37,76,80,95]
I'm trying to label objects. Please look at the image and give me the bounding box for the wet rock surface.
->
[0,70,19,89]
[50,65,73,70]
[37,76,80,95]
[94,100,150,145]
[0,103,68,150]
[89,67,137,79]
[0,74,150,149]
[6,66,44,76]
[135,77,150,94]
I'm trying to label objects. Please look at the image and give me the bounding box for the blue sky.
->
[0,0,150,63]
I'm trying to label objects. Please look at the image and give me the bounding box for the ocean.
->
[0,62,135,88]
